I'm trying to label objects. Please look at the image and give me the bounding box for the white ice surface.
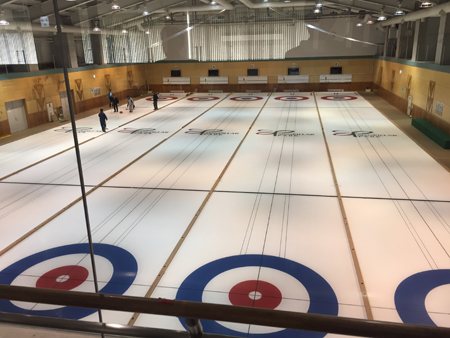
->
[0,94,185,179]
[344,197,450,325]
[105,107,260,190]
[217,106,336,195]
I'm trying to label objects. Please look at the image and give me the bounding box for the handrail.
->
[0,284,449,338]
[0,312,233,338]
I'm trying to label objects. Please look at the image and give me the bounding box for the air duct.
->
[377,1,450,26]
[239,0,316,9]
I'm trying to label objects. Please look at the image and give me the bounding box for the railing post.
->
[185,318,203,337]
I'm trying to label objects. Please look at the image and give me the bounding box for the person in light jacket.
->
[127,95,135,112]
[108,90,114,107]
[98,109,107,132]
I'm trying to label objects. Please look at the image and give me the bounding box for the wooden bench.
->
[412,118,450,149]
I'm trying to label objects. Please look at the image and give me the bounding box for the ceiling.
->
[0,0,447,31]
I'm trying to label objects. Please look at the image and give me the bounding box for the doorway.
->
[59,91,72,121]
[6,99,28,133]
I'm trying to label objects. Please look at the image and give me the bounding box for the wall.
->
[146,57,374,93]
[0,63,148,137]
[0,56,375,138]
[373,57,450,133]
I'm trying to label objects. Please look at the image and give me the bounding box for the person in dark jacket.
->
[153,92,159,110]
[112,96,119,112]
[98,109,107,132]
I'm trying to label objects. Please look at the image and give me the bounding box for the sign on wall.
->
[435,101,444,116]
[320,74,352,83]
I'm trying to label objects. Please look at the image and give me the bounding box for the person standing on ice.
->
[98,109,107,132]
[108,89,114,107]
[112,96,119,112]
[127,95,135,112]
[153,92,159,110]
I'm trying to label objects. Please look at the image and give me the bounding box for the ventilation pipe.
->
[239,0,316,9]
[377,1,450,26]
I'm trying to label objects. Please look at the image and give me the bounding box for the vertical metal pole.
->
[51,0,104,337]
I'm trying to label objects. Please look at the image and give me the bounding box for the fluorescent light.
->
[0,10,9,25]
[420,1,433,8]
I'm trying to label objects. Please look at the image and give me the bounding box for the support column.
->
[395,23,402,59]
[91,33,105,65]
[383,27,388,57]
[52,17,79,68]
[411,19,420,61]
[435,11,447,65]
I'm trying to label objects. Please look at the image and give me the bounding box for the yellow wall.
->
[0,58,373,126]
[374,58,450,124]
[146,58,374,85]
[0,64,147,124]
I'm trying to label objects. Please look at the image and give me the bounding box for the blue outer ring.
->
[395,269,450,325]
[0,243,137,320]
[176,255,338,338]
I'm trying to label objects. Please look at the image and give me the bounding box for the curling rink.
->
[0,91,450,337]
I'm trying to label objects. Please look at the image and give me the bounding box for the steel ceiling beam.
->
[323,0,400,16]
[75,0,186,26]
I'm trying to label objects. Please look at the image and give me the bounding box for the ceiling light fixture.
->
[378,6,387,21]
[211,1,216,4]
[0,9,9,25]
[121,29,127,33]
[111,2,120,10]
[316,1,323,7]
[93,22,100,31]
[356,22,363,27]
[313,8,321,13]
[420,1,433,8]
[143,10,149,15]
[395,2,404,15]
[145,30,150,34]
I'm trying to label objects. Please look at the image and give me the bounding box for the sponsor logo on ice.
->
[54,127,99,133]
[185,128,239,135]
[118,128,169,134]
[257,129,315,137]
[333,130,398,137]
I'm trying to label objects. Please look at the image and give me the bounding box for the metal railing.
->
[0,284,450,338]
